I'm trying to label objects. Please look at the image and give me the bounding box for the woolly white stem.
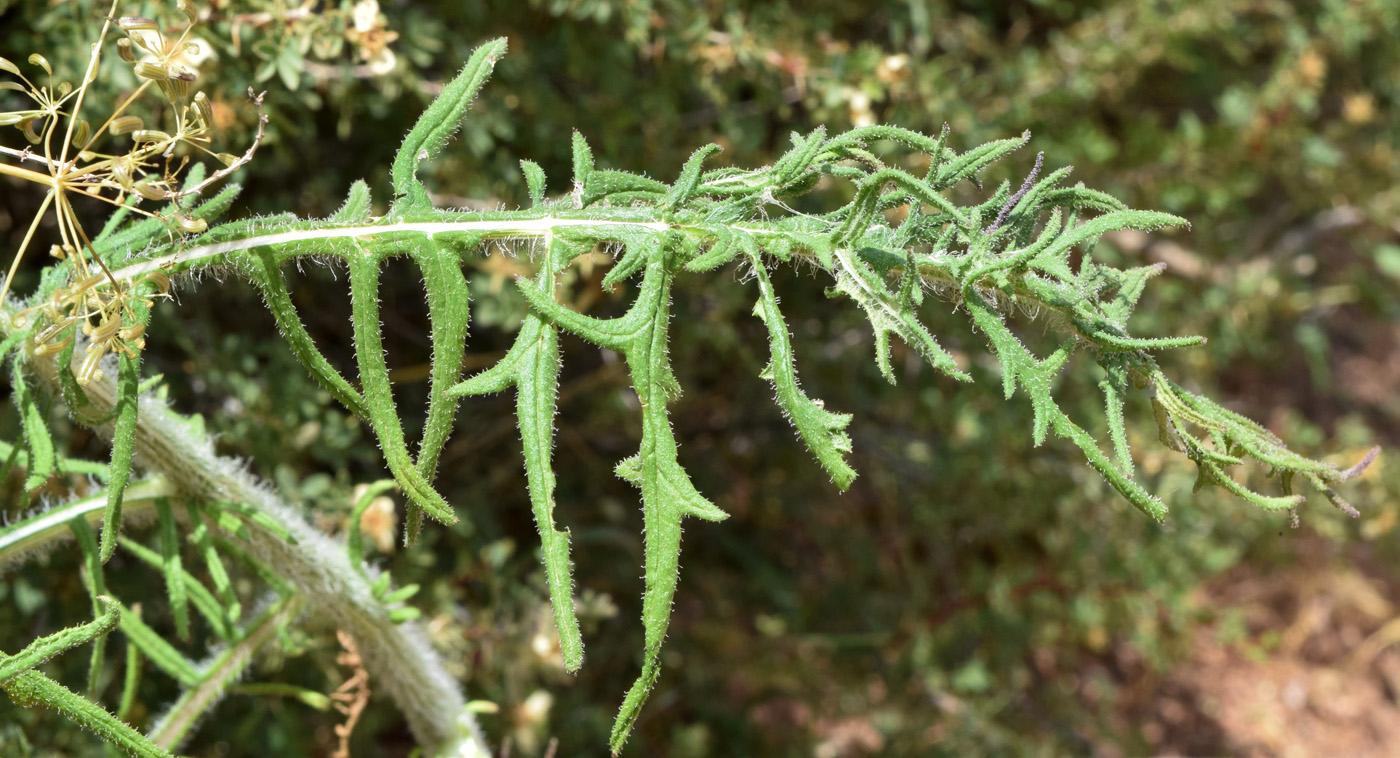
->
[9,318,491,758]
[106,217,672,281]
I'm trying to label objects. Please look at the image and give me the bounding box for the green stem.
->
[146,594,303,750]
[0,477,174,570]
[5,316,491,758]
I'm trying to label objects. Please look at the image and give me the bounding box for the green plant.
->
[0,6,1376,757]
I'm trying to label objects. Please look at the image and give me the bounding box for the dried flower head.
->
[347,0,399,75]
[1,0,262,381]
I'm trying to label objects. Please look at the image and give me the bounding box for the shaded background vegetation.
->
[2,0,1398,755]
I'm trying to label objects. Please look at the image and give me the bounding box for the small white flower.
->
[519,690,553,725]
[353,0,381,34]
[847,89,876,127]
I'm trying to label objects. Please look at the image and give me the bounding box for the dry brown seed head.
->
[118,17,159,32]
[76,346,106,385]
[34,319,72,346]
[119,324,146,343]
[193,91,213,125]
[134,60,171,81]
[109,115,143,135]
[178,0,198,25]
[159,75,194,102]
[173,213,207,233]
[131,129,172,144]
[32,335,72,356]
[110,158,133,187]
[91,314,124,342]
[133,181,167,201]
[145,271,172,295]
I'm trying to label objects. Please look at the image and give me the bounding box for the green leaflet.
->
[347,252,458,539]
[250,251,370,420]
[665,143,723,210]
[0,602,131,752]
[407,244,472,541]
[0,596,172,758]
[519,160,547,207]
[448,252,584,673]
[205,500,296,546]
[93,272,159,564]
[962,286,1166,520]
[604,264,728,755]
[683,225,744,272]
[117,631,142,724]
[746,245,856,489]
[571,130,596,199]
[100,350,141,563]
[0,602,154,754]
[185,502,241,626]
[12,355,55,492]
[1098,357,1134,475]
[68,518,108,696]
[0,596,118,683]
[934,131,1031,188]
[155,498,191,642]
[601,229,664,290]
[831,247,970,384]
[772,127,828,186]
[120,536,236,641]
[117,602,202,688]
[391,38,507,210]
[331,179,373,223]
[1,664,174,758]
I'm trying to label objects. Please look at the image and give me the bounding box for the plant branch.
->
[3,312,492,758]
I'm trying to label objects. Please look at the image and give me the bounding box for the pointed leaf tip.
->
[390,38,508,207]
[1340,446,1380,481]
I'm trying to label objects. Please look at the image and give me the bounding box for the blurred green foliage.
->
[2,0,1396,755]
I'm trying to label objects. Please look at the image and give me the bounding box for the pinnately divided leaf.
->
[1,34,1376,758]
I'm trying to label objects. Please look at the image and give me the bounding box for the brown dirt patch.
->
[1128,541,1400,757]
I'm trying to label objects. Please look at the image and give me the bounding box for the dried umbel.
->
[0,0,259,367]
[16,269,171,384]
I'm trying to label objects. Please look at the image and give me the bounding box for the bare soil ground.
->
[1128,539,1400,757]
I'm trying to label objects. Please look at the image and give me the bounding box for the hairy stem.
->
[0,477,174,570]
[4,313,491,758]
[147,594,303,750]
